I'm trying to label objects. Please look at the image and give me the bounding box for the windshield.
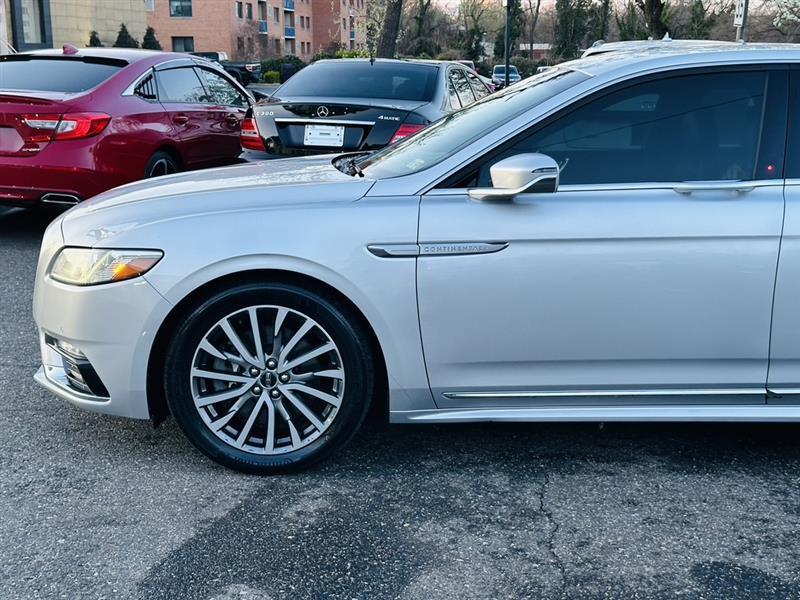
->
[494,66,519,74]
[359,68,588,179]
[0,57,124,93]
[276,61,439,101]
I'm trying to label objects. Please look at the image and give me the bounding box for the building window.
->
[144,0,155,10]
[19,0,44,43]
[235,1,243,18]
[273,38,281,53]
[246,2,253,19]
[258,1,266,19]
[342,18,345,30]
[273,6,279,21]
[306,16,310,26]
[169,0,192,17]
[237,36,245,53]
[171,36,194,52]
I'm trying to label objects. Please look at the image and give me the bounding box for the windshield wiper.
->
[335,152,369,178]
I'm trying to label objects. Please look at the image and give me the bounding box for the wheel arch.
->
[153,144,185,170]
[146,268,389,423]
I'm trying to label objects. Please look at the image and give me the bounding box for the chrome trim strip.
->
[443,388,765,400]
[274,118,375,126]
[426,180,783,196]
[419,242,508,256]
[34,366,109,405]
[766,388,800,395]
[367,244,420,258]
[390,405,800,424]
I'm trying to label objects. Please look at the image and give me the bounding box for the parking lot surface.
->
[2,206,800,600]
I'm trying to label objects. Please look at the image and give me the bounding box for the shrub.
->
[88,31,103,47]
[260,55,306,74]
[141,27,162,51]
[262,70,281,83]
[113,23,139,48]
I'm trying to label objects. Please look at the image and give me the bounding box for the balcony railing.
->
[284,0,295,10]
[350,30,355,39]
[284,26,296,38]
[258,20,268,33]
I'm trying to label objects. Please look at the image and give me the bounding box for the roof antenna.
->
[662,32,672,41]
[62,44,79,55]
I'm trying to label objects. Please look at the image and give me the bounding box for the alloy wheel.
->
[147,157,177,178]
[190,305,345,455]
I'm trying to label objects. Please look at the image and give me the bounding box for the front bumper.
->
[33,263,172,420]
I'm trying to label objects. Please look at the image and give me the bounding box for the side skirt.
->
[390,404,800,424]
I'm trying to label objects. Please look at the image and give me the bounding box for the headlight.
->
[49,247,163,286]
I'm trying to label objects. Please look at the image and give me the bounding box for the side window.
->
[466,71,489,100]
[196,68,247,107]
[451,69,476,107]
[505,71,768,186]
[134,73,158,101]
[447,76,461,111]
[156,67,209,103]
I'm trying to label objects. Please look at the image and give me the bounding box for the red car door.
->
[194,66,250,165]
[154,65,217,168]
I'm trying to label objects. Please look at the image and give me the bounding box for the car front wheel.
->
[163,282,375,474]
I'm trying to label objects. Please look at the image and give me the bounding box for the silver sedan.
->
[33,44,800,473]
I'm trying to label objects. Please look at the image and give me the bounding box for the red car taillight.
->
[240,117,266,151]
[390,123,426,144]
[22,112,111,142]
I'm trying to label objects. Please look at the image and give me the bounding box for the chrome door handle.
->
[673,181,755,195]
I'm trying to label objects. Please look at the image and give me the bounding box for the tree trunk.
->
[377,0,404,58]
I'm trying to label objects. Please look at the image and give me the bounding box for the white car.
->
[33,44,800,474]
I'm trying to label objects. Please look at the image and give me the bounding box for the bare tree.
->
[377,0,404,57]
[524,0,542,56]
[634,0,670,37]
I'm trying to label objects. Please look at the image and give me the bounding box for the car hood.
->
[60,155,375,245]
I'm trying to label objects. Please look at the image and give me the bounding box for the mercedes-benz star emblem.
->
[316,106,329,117]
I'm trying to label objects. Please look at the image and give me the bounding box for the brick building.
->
[1,0,146,52]
[147,0,367,62]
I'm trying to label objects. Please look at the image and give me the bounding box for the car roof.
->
[20,47,185,64]
[563,43,800,80]
[581,38,737,58]
[312,57,457,69]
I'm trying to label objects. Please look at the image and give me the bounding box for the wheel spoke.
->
[281,341,335,372]
[191,368,255,384]
[209,394,250,430]
[234,396,263,447]
[265,397,276,452]
[220,319,260,367]
[248,307,266,367]
[311,369,345,379]
[199,339,227,361]
[278,319,314,366]
[195,385,251,407]
[281,382,342,408]
[282,388,325,431]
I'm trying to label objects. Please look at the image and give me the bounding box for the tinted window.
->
[359,68,588,179]
[451,69,475,107]
[276,61,438,101]
[157,67,208,103]
[466,71,490,100]
[447,79,460,110]
[507,71,767,185]
[196,68,247,106]
[0,58,123,93]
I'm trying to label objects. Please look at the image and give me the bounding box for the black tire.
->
[144,150,180,178]
[163,282,375,474]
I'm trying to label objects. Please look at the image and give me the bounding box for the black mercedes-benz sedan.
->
[239,58,492,159]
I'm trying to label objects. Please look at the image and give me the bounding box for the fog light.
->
[55,339,86,359]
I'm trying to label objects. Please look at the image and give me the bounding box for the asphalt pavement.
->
[2,206,800,600]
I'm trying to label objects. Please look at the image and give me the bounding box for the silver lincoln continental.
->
[33,44,800,473]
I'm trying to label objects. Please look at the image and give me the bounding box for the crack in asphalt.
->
[539,471,568,596]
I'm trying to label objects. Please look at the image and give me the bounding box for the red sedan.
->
[0,46,253,207]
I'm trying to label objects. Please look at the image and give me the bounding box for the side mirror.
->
[468,153,559,201]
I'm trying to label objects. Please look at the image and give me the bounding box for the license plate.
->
[304,124,345,147]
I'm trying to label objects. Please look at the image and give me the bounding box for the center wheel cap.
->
[260,371,278,389]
